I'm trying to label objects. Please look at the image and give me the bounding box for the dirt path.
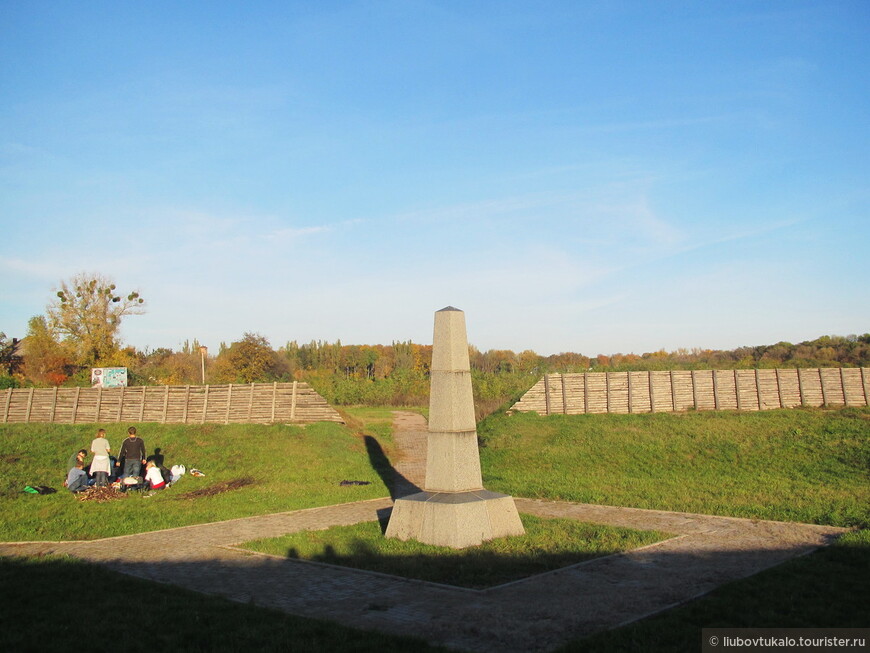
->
[0,412,848,652]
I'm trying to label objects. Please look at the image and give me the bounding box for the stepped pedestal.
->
[385,307,524,549]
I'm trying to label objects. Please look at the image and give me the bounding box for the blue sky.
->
[1,1,868,356]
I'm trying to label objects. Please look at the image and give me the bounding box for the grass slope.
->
[0,420,388,541]
[480,407,870,527]
[242,514,669,588]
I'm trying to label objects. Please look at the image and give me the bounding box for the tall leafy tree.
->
[213,333,289,383]
[22,316,74,386]
[47,272,145,366]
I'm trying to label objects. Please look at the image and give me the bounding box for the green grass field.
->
[480,407,870,528]
[0,420,390,541]
[242,513,669,588]
[1,405,867,651]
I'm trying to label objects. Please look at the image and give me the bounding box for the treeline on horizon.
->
[3,330,869,412]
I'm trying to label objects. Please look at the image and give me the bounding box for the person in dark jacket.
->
[116,426,146,479]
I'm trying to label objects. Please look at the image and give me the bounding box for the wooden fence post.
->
[648,372,655,413]
[49,386,58,423]
[755,369,762,410]
[201,385,210,424]
[139,387,146,422]
[270,381,278,423]
[248,383,255,422]
[2,388,11,422]
[162,385,169,423]
[95,387,103,422]
[24,388,34,422]
[775,369,784,408]
[839,368,847,406]
[117,386,125,422]
[543,375,551,416]
[627,372,633,414]
[797,369,806,406]
[225,384,233,424]
[290,381,298,421]
[669,371,676,412]
[583,373,589,414]
[182,386,190,423]
[712,370,720,409]
[819,369,828,406]
[606,373,611,413]
[863,368,869,406]
[734,370,742,410]
[561,374,568,414]
[71,387,80,423]
[691,370,698,410]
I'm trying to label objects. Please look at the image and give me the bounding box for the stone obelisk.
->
[385,307,524,548]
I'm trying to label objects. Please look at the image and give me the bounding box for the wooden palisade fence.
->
[0,382,343,425]
[512,368,870,416]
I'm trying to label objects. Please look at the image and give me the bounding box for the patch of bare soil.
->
[2,455,21,464]
[174,477,255,499]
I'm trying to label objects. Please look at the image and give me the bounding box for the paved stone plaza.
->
[0,412,846,652]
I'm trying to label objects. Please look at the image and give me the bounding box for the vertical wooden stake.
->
[561,373,568,414]
[755,369,762,410]
[72,387,81,424]
[162,385,169,423]
[606,372,611,413]
[117,386,125,422]
[2,388,11,423]
[50,386,58,423]
[819,369,828,406]
[862,368,869,406]
[248,383,255,421]
[840,367,848,406]
[775,369,784,408]
[669,370,676,412]
[797,369,806,406]
[182,386,190,423]
[734,370,742,410]
[691,370,698,410]
[271,381,278,423]
[95,387,103,422]
[139,387,146,422]
[583,373,589,414]
[24,388,34,423]
[648,371,655,413]
[712,370,720,410]
[627,372,633,414]
[225,384,233,424]
[202,385,210,423]
[543,375,551,416]
[290,381,298,421]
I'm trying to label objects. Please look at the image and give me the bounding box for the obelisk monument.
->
[385,307,525,548]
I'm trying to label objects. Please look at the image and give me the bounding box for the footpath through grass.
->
[480,407,870,528]
[242,513,669,588]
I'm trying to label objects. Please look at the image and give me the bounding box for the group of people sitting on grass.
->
[65,426,183,494]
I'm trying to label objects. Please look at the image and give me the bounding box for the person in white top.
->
[90,428,112,487]
[144,461,166,490]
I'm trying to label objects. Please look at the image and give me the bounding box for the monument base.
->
[385,489,525,549]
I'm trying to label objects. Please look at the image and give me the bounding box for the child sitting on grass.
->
[144,460,166,490]
[66,461,89,493]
